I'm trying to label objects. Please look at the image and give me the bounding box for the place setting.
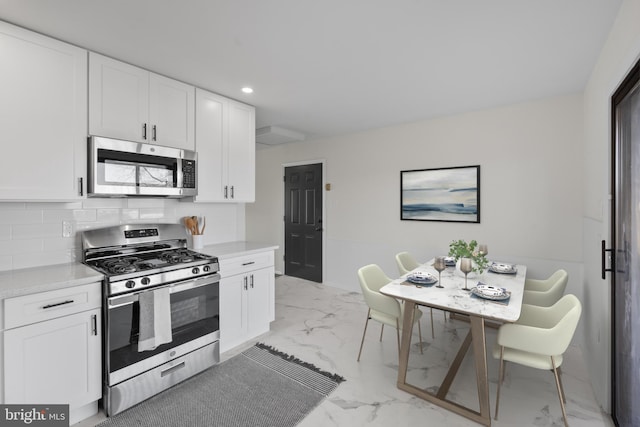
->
[404,270,439,288]
[469,282,512,305]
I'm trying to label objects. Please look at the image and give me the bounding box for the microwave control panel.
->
[182,160,196,188]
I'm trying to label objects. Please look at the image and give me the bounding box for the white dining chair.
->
[493,294,582,427]
[523,269,568,307]
[395,252,443,337]
[357,264,423,361]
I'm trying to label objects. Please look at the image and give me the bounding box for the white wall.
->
[0,199,245,271]
[248,93,585,306]
[582,0,640,412]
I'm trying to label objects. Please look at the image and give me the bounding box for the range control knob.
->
[203,265,211,272]
[125,280,136,289]
[141,277,151,285]
[192,267,200,274]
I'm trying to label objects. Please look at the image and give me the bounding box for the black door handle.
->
[602,240,613,279]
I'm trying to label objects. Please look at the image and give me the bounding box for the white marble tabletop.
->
[380,259,526,323]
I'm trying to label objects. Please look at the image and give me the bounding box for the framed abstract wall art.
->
[400,165,480,223]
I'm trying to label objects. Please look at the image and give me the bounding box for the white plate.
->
[471,284,510,300]
[407,271,437,285]
[489,262,517,274]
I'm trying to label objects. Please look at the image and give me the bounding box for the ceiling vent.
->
[256,126,305,145]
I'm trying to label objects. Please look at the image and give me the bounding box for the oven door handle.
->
[108,273,220,309]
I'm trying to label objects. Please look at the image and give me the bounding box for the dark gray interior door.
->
[284,163,323,282]
[612,59,640,427]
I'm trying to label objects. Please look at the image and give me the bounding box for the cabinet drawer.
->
[4,282,102,329]
[219,251,274,278]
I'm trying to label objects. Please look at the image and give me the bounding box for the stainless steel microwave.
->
[88,136,197,198]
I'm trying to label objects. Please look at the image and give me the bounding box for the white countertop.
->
[0,263,104,299]
[0,241,277,300]
[380,260,527,323]
[199,241,279,259]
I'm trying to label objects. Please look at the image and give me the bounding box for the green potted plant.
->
[448,239,489,274]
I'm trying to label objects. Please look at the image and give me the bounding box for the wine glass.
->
[434,257,446,288]
[479,244,488,257]
[460,257,473,291]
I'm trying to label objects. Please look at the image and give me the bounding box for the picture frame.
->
[400,165,480,223]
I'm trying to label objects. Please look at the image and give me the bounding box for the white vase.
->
[455,259,478,279]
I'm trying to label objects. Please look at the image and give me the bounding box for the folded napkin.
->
[138,287,173,352]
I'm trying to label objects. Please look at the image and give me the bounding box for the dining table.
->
[379,259,526,426]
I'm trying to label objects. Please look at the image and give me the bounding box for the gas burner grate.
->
[101,256,143,274]
[159,249,196,264]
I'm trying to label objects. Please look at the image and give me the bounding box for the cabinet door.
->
[219,275,247,353]
[246,267,274,338]
[194,88,227,202]
[149,73,195,150]
[0,21,87,200]
[4,308,101,407]
[227,100,256,202]
[89,52,149,143]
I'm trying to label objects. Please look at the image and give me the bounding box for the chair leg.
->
[556,366,567,403]
[443,310,447,322]
[379,324,384,341]
[357,309,371,362]
[551,357,569,427]
[429,308,435,339]
[494,346,505,420]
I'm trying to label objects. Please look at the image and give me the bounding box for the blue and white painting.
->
[401,165,480,222]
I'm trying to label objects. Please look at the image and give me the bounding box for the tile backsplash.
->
[0,199,244,272]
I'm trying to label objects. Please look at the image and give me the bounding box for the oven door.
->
[106,273,219,386]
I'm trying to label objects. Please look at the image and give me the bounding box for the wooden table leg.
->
[397,300,416,386]
[469,315,491,423]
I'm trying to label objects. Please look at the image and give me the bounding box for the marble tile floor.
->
[78,274,613,427]
[238,275,613,427]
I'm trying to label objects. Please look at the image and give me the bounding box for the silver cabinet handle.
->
[42,300,74,309]
[152,125,157,141]
[78,177,84,196]
[250,274,254,288]
[243,276,248,290]
[224,186,228,199]
[230,186,235,199]
[143,123,147,140]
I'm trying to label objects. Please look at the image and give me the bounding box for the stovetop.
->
[86,248,214,276]
[81,223,220,296]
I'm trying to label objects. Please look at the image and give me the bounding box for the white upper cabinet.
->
[227,100,256,202]
[89,53,195,150]
[89,53,148,143]
[0,21,87,200]
[195,88,255,202]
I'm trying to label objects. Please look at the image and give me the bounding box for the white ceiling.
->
[0,0,622,145]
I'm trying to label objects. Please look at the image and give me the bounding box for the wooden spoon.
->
[184,217,196,235]
[191,216,199,235]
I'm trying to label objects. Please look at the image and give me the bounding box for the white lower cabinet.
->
[2,282,102,425]
[219,251,275,353]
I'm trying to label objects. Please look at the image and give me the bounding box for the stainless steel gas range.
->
[81,223,220,416]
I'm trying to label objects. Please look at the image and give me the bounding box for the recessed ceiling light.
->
[241,87,254,94]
